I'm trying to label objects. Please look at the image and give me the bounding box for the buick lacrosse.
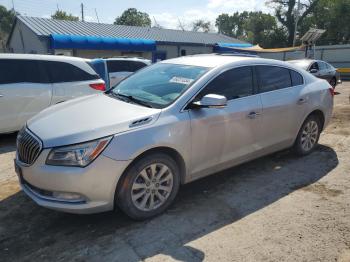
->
[15,54,334,220]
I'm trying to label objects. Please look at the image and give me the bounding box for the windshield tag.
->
[169,76,194,85]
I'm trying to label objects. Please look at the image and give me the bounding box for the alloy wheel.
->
[131,163,173,211]
[301,120,319,151]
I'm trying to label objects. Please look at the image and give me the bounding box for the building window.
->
[181,49,186,56]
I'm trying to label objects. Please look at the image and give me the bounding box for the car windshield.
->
[288,60,311,70]
[110,63,209,108]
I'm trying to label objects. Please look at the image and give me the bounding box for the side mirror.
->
[310,69,318,74]
[192,94,227,109]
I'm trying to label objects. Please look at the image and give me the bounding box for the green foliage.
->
[216,11,288,48]
[51,10,79,21]
[0,5,16,50]
[114,8,151,27]
[192,19,212,32]
[216,0,350,47]
[268,0,320,45]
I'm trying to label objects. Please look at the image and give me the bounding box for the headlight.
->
[46,137,112,167]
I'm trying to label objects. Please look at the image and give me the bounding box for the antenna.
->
[11,0,15,11]
[95,8,100,23]
[81,3,85,22]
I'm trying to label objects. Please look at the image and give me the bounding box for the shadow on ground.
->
[0,145,338,261]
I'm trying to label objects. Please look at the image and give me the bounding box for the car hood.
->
[27,94,161,148]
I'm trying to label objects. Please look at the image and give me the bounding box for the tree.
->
[215,11,288,48]
[216,12,247,38]
[114,8,151,27]
[243,12,288,47]
[268,0,320,45]
[300,0,350,45]
[0,5,16,50]
[51,10,79,21]
[192,19,212,32]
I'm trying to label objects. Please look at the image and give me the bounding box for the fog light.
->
[52,192,85,202]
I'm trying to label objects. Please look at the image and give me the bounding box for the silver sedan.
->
[15,54,334,220]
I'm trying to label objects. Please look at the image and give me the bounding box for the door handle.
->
[247,112,261,119]
[297,98,307,105]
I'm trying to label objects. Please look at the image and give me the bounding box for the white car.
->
[90,57,151,89]
[0,54,105,134]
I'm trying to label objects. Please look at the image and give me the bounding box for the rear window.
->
[0,59,50,84]
[43,61,99,83]
[257,66,292,93]
[107,60,147,73]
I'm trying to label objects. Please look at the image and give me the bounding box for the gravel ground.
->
[0,82,349,262]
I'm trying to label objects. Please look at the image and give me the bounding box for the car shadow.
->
[0,133,17,154]
[0,145,338,261]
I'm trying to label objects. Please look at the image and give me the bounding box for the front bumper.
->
[15,149,131,214]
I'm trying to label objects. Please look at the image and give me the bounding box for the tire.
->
[294,115,321,156]
[330,77,337,88]
[116,153,180,220]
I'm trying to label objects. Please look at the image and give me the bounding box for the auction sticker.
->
[169,76,194,85]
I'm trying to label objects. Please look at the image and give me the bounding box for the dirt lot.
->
[0,83,349,262]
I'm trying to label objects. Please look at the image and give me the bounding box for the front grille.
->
[17,128,42,165]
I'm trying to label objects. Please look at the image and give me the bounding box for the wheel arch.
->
[114,146,187,203]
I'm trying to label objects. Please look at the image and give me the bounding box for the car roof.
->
[0,53,89,63]
[97,57,151,63]
[161,53,297,69]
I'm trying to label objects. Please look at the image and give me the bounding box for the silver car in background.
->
[15,54,334,220]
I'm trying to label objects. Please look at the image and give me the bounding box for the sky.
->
[0,0,271,30]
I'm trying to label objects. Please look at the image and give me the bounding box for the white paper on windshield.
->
[169,76,194,85]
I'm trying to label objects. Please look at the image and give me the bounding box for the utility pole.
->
[293,0,301,47]
[81,3,85,22]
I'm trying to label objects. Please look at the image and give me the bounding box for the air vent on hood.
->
[129,117,153,128]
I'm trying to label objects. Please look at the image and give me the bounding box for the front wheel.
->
[116,153,180,220]
[294,115,321,156]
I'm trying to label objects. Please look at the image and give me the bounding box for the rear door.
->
[317,61,331,81]
[0,59,52,133]
[107,60,147,87]
[189,66,262,177]
[45,61,102,104]
[256,65,306,151]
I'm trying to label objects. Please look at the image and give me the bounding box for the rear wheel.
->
[116,153,180,220]
[294,115,321,156]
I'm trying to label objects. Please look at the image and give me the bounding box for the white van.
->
[0,54,105,134]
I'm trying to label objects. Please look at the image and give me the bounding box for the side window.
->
[310,62,319,71]
[0,59,50,84]
[198,67,254,100]
[0,59,25,84]
[45,61,99,83]
[290,70,304,86]
[257,66,292,93]
[318,62,327,70]
[128,61,147,72]
[107,60,130,72]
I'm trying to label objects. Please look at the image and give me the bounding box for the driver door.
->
[188,66,262,179]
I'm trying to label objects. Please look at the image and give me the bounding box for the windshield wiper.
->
[110,92,153,108]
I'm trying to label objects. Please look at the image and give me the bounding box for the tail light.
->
[89,83,106,91]
[328,87,335,97]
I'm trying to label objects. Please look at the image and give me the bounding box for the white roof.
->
[0,53,89,63]
[161,54,297,69]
